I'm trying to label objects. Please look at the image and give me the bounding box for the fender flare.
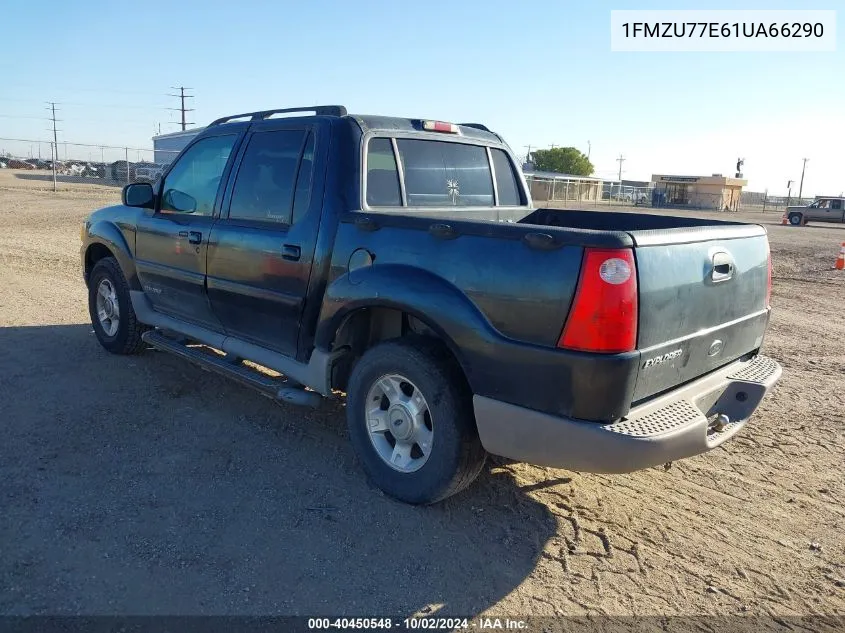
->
[85,221,141,290]
[315,264,502,392]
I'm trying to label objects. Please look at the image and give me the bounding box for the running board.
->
[141,331,323,408]
[129,290,340,396]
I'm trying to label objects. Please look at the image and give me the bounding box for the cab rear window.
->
[365,137,524,208]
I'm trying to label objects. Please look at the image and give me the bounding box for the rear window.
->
[396,139,494,207]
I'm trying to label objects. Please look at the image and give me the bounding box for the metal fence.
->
[524,174,605,203]
[526,174,810,214]
[0,138,180,190]
[740,190,814,211]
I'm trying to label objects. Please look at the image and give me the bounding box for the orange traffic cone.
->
[836,242,845,270]
[781,214,788,225]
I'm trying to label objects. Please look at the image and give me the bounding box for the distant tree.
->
[530,147,594,176]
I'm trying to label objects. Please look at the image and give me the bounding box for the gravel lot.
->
[1,178,843,624]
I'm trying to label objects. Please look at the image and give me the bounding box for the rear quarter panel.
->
[323,214,583,347]
[315,213,641,422]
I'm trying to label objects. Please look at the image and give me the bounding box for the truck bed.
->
[520,208,763,245]
[520,208,771,405]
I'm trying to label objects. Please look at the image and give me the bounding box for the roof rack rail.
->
[458,123,492,132]
[209,105,347,127]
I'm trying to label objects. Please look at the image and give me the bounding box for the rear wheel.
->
[789,213,803,226]
[346,339,487,504]
[88,256,147,354]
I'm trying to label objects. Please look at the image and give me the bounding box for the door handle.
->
[711,251,734,282]
[282,244,301,261]
[188,231,202,245]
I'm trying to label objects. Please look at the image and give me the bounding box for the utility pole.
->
[786,180,793,208]
[587,141,591,159]
[797,158,809,202]
[615,154,625,199]
[523,145,532,166]
[167,86,194,131]
[46,101,61,192]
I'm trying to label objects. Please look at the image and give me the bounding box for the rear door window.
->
[366,138,401,207]
[396,139,494,207]
[491,148,522,206]
[228,129,306,223]
[291,132,315,224]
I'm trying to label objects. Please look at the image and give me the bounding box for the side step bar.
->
[130,291,339,396]
[141,330,323,408]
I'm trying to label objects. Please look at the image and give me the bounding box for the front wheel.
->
[346,339,487,504]
[88,256,147,354]
[789,213,803,226]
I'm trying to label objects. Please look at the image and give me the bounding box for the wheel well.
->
[330,307,467,393]
[84,243,114,282]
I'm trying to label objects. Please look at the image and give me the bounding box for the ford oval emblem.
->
[708,339,724,356]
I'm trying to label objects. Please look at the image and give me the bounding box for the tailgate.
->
[631,225,770,402]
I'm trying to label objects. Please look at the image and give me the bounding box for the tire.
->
[789,213,802,226]
[346,338,487,504]
[88,256,147,355]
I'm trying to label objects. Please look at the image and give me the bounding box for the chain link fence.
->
[0,138,179,190]
[740,190,814,212]
[525,173,809,214]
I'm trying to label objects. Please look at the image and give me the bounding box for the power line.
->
[167,86,194,131]
[61,101,171,111]
[0,97,170,110]
[3,83,166,97]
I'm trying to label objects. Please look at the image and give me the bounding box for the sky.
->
[0,0,842,195]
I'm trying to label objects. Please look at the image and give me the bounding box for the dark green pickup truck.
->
[80,105,782,504]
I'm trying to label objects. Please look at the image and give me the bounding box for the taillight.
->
[765,245,772,308]
[557,248,638,353]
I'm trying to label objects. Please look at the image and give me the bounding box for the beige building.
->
[651,174,747,211]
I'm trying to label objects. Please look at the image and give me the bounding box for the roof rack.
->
[209,105,347,127]
[458,123,492,132]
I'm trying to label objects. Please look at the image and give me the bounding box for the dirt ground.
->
[0,180,843,626]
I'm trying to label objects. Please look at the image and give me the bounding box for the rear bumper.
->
[474,354,782,473]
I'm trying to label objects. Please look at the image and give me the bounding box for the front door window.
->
[160,135,237,215]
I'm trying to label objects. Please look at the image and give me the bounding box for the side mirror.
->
[162,189,197,213]
[122,182,154,208]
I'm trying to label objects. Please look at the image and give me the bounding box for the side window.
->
[396,139,494,207]
[291,132,315,224]
[491,149,522,206]
[160,135,236,215]
[817,199,830,209]
[366,138,401,207]
[831,199,842,210]
[229,130,306,223]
